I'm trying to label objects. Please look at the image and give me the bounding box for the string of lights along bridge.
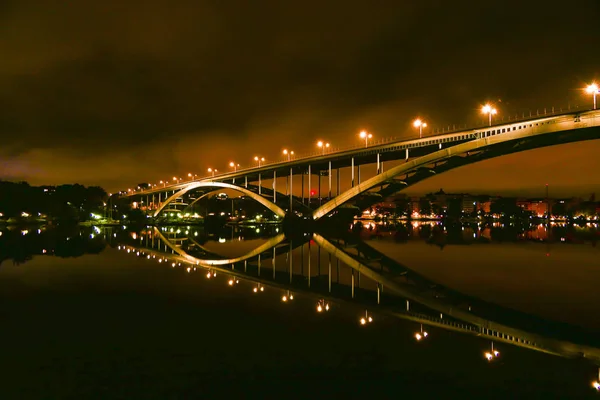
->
[122,83,600,221]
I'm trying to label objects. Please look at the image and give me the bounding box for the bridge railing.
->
[127,103,590,195]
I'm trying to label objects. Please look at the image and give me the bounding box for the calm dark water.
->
[1,222,599,399]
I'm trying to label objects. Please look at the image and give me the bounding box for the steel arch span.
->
[181,183,312,217]
[312,125,600,220]
[153,181,286,218]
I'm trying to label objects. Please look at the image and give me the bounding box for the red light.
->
[310,190,316,196]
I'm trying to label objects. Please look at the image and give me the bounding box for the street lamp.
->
[207,168,217,177]
[586,83,599,110]
[481,104,498,126]
[359,130,372,148]
[254,156,265,167]
[282,149,294,161]
[413,119,427,138]
[187,173,197,181]
[172,177,181,184]
[317,140,330,155]
[159,180,165,187]
[229,161,239,171]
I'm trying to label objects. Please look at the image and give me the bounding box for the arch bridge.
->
[126,110,600,221]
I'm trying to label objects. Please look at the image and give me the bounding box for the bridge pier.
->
[273,171,276,203]
[328,161,332,200]
[351,157,355,187]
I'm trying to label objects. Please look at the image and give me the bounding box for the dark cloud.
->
[1,0,599,195]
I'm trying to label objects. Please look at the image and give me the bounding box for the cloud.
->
[1,0,599,193]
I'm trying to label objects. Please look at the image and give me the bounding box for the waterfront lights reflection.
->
[592,368,600,391]
[281,290,294,302]
[253,283,265,293]
[228,277,239,286]
[485,342,500,361]
[316,299,330,312]
[359,310,374,326]
[415,324,429,341]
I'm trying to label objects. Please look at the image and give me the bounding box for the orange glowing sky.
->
[1,0,599,197]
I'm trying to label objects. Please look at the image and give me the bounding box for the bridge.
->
[124,109,600,221]
[113,227,600,364]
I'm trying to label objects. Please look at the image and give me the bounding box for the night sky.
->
[1,1,599,197]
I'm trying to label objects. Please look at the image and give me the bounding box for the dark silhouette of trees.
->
[0,181,107,221]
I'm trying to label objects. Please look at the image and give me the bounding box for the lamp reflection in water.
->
[206,270,216,279]
[253,283,265,293]
[281,290,294,302]
[227,276,239,286]
[359,310,374,325]
[414,324,428,341]
[316,299,330,312]
[484,342,500,361]
[593,367,600,391]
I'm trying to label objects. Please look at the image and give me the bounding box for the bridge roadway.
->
[117,228,600,364]
[127,108,600,199]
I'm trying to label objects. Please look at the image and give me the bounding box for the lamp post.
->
[282,149,294,161]
[159,180,165,187]
[187,173,197,181]
[359,130,372,148]
[229,161,239,171]
[481,104,498,126]
[413,119,427,138]
[254,156,265,167]
[172,176,181,184]
[317,141,330,155]
[586,83,599,110]
[207,168,217,177]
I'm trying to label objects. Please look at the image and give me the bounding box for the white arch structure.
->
[154,227,286,267]
[153,181,286,218]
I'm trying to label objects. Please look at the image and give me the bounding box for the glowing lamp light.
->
[481,104,498,126]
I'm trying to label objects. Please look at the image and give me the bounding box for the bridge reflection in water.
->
[113,227,600,371]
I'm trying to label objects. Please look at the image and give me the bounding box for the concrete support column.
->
[377,153,380,174]
[328,161,332,200]
[301,172,304,205]
[258,173,262,195]
[336,168,340,196]
[318,171,322,206]
[308,165,311,209]
[273,171,276,203]
[289,167,293,213]
[357,165,361,185]
[351,157,355,188]
[245,175,248,189]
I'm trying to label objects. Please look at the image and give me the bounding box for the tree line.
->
[0,181,108,221]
